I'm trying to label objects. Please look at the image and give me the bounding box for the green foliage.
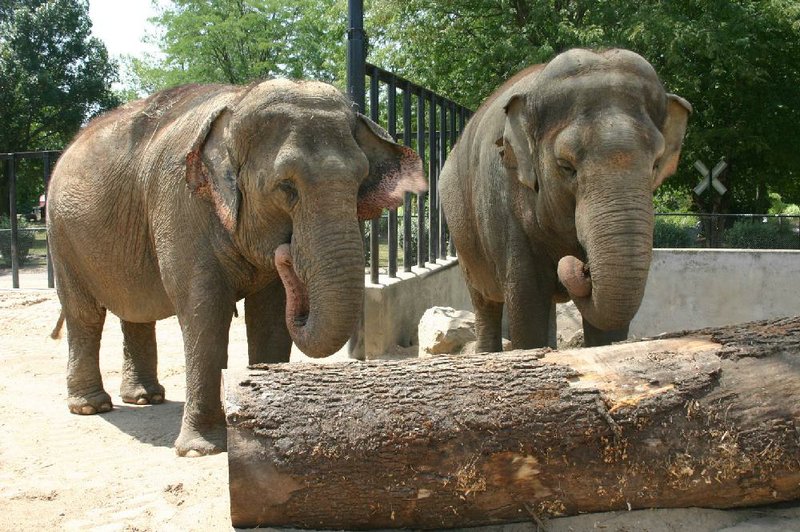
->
[0,0,119,151]
[653,217,696,248]
[371,1,800,211]
[724,219,798,249]
[124,0,349,95]
[0,216,36,267]
[0,0,118,216]
[654,185,694,213]
[768,192,800,216]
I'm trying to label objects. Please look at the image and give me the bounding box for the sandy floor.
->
[1,267,798,531]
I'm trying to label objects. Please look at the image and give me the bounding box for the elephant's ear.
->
[354,113,427,221]
[654,94,692,189]
[185,107,240,233]
[496,94,538,192]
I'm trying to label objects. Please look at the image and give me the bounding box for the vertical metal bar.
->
[428,93,438,263]
[402,82,413,272]
[44,153,55,288]
[346,0,367,360]
[387,75,398,278]
[448,103,457,256]
[346,0,366,113]
[369,67,380,284]
[439,100,448,259]
[9,156,19,288]
[417,91,426,267]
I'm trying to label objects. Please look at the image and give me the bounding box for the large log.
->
[223,317,800,529]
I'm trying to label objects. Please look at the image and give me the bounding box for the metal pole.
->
[387,74,398,278]
[428,93,437,263]
[402,82,413,272]
[9,156,19,288]
[346,0,366,113]
[417,92,427,267]
[346,0,366,360]
[44,153,55,288]
[369,67,380,285]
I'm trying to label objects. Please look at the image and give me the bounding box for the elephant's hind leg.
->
[64,302,111,415]
[120,320,165,405]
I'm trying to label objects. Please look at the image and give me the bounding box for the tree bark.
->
[223,317,800,529]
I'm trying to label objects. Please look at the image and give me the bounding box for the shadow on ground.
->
[98,400,184,448]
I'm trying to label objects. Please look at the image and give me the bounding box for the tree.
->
[370,0,800,212]
[0,0,119,215]
[125,0,349,96]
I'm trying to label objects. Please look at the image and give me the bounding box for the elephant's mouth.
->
[274,243,310,329]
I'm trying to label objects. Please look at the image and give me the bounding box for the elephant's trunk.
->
[560,184,654,331]
[274,221,364,358]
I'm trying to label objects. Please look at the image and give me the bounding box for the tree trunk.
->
[223,317,800,529]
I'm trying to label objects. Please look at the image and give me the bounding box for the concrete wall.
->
[363,258,472,359]
[630,249,800,337]
[362,249,800,357]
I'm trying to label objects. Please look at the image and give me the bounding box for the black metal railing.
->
[363,63,472,283]
[654,212,800,249]
[1,151,60,288]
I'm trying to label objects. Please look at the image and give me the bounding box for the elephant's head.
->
[185,80,426,356]
[497,49,691,331]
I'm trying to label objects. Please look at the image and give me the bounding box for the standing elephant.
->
[47,80,425,456]
[440,49,691,351]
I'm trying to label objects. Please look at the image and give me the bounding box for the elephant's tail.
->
[50,310,65,340]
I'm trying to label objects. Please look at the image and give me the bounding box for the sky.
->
[88,0,166,59]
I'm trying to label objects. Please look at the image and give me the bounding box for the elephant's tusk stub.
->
[558,255,592,299]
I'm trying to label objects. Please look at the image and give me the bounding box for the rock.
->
[418,307,476,357]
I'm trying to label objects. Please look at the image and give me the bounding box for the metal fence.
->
[362,64,472,283]
[1,151,59,288]
[654,212,800,249]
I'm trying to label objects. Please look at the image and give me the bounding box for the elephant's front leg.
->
[582,318,629,347]
[505,255,557,349]
[174,290,233,457]
[245,280,292,365]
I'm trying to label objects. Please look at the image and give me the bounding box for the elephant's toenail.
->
[152,395,163,403]
[99,403,112,412]
[80,405,96,415]
[137,397,148,405]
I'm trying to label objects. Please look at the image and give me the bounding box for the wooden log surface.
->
[223,317,800,529]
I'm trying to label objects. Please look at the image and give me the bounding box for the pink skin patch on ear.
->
[357,146,427,221]
[185,149,236,233]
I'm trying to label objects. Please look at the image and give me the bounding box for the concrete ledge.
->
[361,249,800,358]
[363,257,471,359]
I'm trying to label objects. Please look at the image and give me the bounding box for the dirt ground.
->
[1,267,799,531]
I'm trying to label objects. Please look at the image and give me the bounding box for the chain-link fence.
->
[654,213,800,249]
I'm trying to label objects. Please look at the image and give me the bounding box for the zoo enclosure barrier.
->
[654,212,800,249]
[361,64,473,283]
[1,151,60,289]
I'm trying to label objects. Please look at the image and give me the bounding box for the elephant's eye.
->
[277,179,298,206]
[556,159,577,180]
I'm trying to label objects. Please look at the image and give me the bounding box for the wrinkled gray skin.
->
[440,49,691,351]
[47,80,425,456]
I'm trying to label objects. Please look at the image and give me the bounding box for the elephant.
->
[440,49,691,351]
[47,79,426,456]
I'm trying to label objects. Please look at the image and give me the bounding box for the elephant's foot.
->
[120,379,165,405]
[175,424,226,457]
[68,390,113,415]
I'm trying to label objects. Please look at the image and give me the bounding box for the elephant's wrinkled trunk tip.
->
[274,243,310,331]
[558,255,592,299]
